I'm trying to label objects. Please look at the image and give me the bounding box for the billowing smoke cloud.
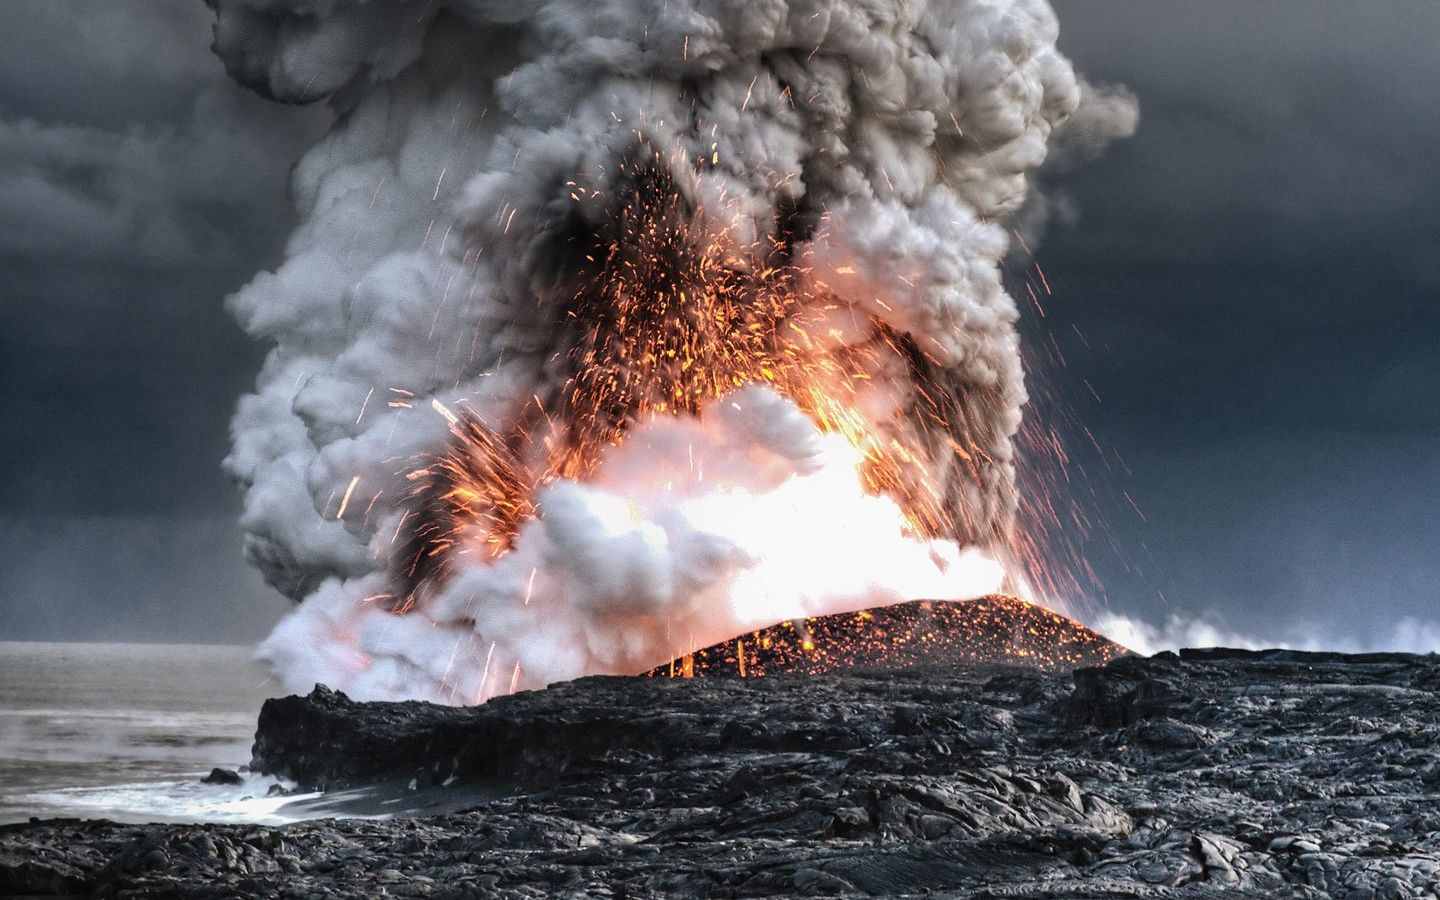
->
[211,0,1135,701]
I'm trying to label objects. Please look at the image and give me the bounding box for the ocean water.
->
[0,641,316,824]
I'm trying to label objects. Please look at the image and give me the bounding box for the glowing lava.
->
[650,594,1129,679]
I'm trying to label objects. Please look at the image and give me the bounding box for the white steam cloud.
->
[211,0,1136,701]
[1093,610,1440,658]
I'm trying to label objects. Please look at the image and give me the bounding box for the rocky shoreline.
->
[5,647,1440,897]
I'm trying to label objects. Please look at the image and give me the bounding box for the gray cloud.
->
[1050,0,1440,282]
[1030,0,1440,649]
[0,0,324,642]
[0,2,216,127]
[0,77,325,268]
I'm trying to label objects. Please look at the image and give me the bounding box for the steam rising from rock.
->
[212,0,1135,701]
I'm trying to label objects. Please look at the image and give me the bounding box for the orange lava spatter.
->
[394,156,1010,611]
[647,595,1129,678]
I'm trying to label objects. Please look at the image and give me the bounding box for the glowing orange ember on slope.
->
[649,595,1128,678]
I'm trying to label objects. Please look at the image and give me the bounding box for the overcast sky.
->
[0,1,1435,648]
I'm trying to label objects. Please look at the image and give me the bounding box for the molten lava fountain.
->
[214,0,1136,703]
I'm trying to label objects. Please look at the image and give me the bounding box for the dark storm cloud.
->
[1042,0,1440,442]
[0,3,215,127]
[1042,0,1440,441]
[0,3,325,268]
[0,0,325,641]
[1048,0,1440,291]
[0,99,275,267]
[1034,1,1440,647]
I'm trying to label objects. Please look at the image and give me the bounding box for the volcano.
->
[649,595,1128,678]
[211,0,1142,705]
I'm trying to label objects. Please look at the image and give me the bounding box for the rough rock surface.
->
[5,648,1440,897]
[646,595,1128,678]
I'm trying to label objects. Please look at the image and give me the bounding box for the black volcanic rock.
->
[200,768,243,786]
[6,648,1440,897]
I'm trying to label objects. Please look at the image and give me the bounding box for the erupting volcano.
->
[216,0,1136,703]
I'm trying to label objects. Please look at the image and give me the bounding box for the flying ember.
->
[396,157,1007,611]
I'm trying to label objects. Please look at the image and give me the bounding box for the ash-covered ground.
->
[4,611,1440,898]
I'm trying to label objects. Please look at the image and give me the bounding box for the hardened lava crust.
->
[5,615,1440,898]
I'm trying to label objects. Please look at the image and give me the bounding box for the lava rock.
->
[6,648,1440,898]
[200,767,243,786]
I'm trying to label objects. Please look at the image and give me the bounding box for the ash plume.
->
[212,0,1135,701]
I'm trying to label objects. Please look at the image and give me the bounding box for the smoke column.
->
[211,0,1135,702]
